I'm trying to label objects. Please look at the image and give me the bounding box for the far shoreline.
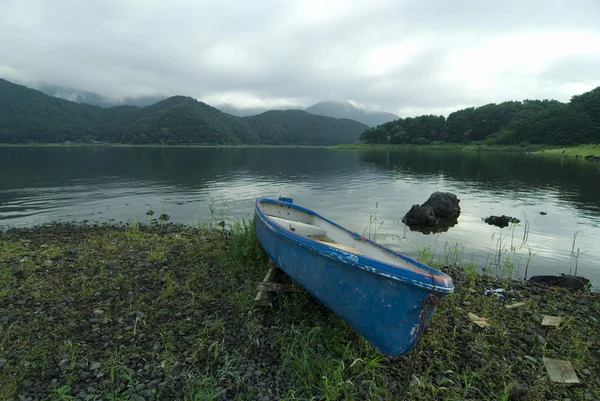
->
[328,142,600,155]
[1,142,599,157]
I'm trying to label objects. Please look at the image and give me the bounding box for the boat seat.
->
[269,216,326,236]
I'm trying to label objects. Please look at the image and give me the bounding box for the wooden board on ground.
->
[543,358,580,384]
[542,315,563,327]
[505,302,526,310]
[468,312,491,328]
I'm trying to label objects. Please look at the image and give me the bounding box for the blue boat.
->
[254,196,455,356]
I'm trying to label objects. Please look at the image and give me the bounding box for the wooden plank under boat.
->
[254,196,455,356]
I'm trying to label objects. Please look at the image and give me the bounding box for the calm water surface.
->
[1,146,599,286]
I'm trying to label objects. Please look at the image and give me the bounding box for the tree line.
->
[359,86,600,146]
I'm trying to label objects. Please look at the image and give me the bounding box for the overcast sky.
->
[1,0,600,116]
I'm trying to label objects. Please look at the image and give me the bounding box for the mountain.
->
[37,84,167,108]
[0,79,367,145]
[305,101,399,127]
[359,87,600,146]
[244,110,368,145]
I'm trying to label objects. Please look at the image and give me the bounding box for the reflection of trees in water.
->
[358,149,600,214]
[1,147,361,187]
[0,147,366,206]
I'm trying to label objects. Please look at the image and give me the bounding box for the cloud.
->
[1,0,599,116]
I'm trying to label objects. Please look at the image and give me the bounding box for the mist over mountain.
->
[216,104,273,117]
[305,101,399,127]
[216,101,400,126]
[36,84,167,108]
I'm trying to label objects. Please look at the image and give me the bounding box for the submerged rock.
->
[584,154,600,162]
[402,192,461,233]
[482,215,520,228]
[528,274,591,292]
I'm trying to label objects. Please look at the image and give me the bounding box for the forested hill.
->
[0,79,367,145]
[359,86,600,146]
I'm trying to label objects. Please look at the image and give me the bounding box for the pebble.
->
[58,359,69,369]
[582,369,591,376]
[93,309,104,316]
[90,362,101,371]
[0,358,7,369]
[536,335,547,345]
[508,380,527,400]
[524,355,538,364]
[94,292,101,297]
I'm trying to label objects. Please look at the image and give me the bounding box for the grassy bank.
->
[329,143,550,152]
[1,221,599,400]
[330,143,600,156]
[531,144,600,156]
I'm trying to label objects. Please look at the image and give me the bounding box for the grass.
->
[1,215,599,400]
[330,142,600,158]
[329,142,551,152]
[532,144,600,156]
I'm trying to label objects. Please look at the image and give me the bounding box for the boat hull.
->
[254,197,454,356]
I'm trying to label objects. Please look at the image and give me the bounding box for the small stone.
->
[536,335,547,345]
[93,309,104,316]
[524,355,538,364]
[58,358,70,369]
[531,314,541,324]
[90,362,101,371]
[94,292,101,297]
[508,380,526,400]
[582,369,591,376]
[0,358,7,369]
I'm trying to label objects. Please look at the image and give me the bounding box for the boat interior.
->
[260,200,422,271]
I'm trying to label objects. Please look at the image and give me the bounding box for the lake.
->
[1,146,599,286]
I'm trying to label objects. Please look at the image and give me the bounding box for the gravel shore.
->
[1,222,598,400]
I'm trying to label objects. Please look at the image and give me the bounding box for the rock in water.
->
[402,192,460,232]
[483,215,520,228]
[584,154,600,162]
[402,205,438,226]
[420,191,461,218]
